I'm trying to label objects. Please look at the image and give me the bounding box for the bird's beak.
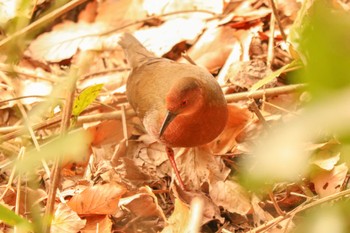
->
[159,111,177,137]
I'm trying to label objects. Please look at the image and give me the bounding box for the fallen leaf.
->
[179,26,238,72]
[88,120,130,146]
[0,186,46,218]
[209,104,252,154]
[311,151,340,171]
[251,194,273,224]
[120,157,152,187]
[80,215,113,233]
[161,198,190,233]
[174,188,223,224]
[209,179,251,216]
[133,18,206,57]
[143,0,223,15]
[176,147,230,190]
[310,140,341,171]
[311,163,348,198]
[95,0,147,27]
[51,203,86,233]
[121,186,166,220]
[26,21,107,62]
[67,183,126,215]
[130,140,170,179]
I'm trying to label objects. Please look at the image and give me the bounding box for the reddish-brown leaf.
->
[67,183,126,215]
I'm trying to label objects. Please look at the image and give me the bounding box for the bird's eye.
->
[181,100,187,106]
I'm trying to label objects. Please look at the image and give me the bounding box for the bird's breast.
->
[160,104,228,147]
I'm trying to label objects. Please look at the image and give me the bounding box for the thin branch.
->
[267,0,287,41]
[225,83,306,102]
[42,67,78,232]
[181,52,197,66]
[0,63,60,82]
[248,100,268,127]
[251,188,350,232]
[267,12,276,67]
[99,10,218,36]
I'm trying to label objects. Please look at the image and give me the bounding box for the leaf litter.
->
[1,0,350,232]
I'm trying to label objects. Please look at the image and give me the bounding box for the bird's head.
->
[159,77,204,137]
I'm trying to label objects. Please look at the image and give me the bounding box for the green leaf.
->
[72,84,103,116]
[0,204,33,230]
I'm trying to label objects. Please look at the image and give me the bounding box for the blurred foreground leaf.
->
[0,204,33,231]
[299,1,350,100]
[16,129,91,173]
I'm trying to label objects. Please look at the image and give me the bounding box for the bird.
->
[119,33,228,189]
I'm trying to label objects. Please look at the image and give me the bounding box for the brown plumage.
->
[119,33,228,148]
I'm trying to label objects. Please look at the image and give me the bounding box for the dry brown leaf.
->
[93,160,122,183]
[0,186,46,216]
[209,104,252,154]
[278,0,301,20]
[26,21,108,62]
[80,215,113,233]
[67,183,126,215]
[176,147,230,190]
[95,0,147,27]
[311,151,340,171]
[217,29,252,84]
[27,0,148,63]
[78,1,98,23]
[19,79,52,105]
[121,186,166,220]
[161,198,190,233]
[120,157,152,186]
[131,140,170,179]
[209,180,251,216]
[143,0,223,15]
[133,18,206,57]
[251,194,273,225]
[174,189,223,224]
[311,163,348,198]
[88,120,130,146]
[179,26,238,71]
[51,203,86,233]
[310,140,341,171]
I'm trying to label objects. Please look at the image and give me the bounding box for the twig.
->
[181,52,197,66]
[0,108,135,141]
[42,67,78,232]
[0,63,60,82]
[251,188,350,232]
[263,101,298,115]
[267,12,275,67]
[268,191,285,216]
[0,95,61,106]
[267,0,287,41]
[99,10,218,36]
[120,104,128,147]
[81,67,130,80]
[14,148,25,233]
[225,84,306,102]
[248,100,268,127]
